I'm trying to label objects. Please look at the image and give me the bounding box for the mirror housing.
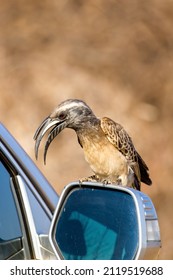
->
[49,182,161,260]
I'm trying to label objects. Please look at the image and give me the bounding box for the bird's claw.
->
[101,179,112,185]
[79,175,99,184]
[100,179,121,185]
[79,175,122,186]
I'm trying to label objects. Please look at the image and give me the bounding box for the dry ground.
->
[1,0,173,259]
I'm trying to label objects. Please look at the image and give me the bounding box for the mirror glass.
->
[54,187,139,260]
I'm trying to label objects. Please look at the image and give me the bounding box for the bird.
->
[34,99,152,190]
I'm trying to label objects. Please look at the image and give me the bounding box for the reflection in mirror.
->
[54,188,139,260]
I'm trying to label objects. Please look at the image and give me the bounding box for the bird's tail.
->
[132,173,141,191]
[137,152,152,186]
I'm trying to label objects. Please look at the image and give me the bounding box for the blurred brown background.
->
[0,0,173,259]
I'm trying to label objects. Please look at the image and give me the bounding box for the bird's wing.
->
[101,117,137,162]
[101,117,141,186]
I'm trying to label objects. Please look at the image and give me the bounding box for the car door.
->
[0,123,58,259]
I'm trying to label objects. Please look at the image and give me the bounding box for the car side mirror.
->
[49,182,161,260]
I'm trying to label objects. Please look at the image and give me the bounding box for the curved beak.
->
[34,117,67,164]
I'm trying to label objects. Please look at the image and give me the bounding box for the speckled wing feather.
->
[101,117,141,189]
[101,117,152,188]
[101,117,137,161]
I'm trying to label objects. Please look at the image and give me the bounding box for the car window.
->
[0,161,24,259]
[25,185,51,234]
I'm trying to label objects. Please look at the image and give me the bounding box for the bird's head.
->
[34,99,95,163]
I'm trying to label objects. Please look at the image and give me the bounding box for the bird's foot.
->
[116,178,122,185]
[79,175,99,184]
[101,179,112,185]
[79,176,122,186]
[101,178,122,185]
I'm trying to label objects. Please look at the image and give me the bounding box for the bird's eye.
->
[58,112,66,120]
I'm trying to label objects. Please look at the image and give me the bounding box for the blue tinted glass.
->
[0,162,22,240]
[55,188,139,260]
